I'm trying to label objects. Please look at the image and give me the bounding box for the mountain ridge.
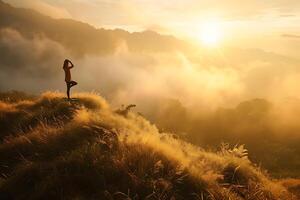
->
[0,0,188,57]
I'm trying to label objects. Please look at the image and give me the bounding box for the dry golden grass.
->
[0,91,297,199]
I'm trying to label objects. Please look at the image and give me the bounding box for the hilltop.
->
[0,91,297,199]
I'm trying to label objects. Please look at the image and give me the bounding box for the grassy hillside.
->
[0,91,297,199]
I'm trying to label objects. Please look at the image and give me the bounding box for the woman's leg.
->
[66,82,71,99]
[70,81,78,87]
[67,81,77,99]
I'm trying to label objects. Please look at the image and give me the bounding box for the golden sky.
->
[5,0,300,57]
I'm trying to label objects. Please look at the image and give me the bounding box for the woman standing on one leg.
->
[63,59,77,99]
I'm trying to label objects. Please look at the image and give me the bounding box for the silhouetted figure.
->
[63,59,77,99]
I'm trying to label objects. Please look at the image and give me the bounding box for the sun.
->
[199,21,223,47]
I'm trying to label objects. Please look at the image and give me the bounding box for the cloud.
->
[3,0,71,19]
[281,34,300,39]
[0,28,69,92]
[1,27,300,110]
[279,14,296,17]
[6,0,300,27]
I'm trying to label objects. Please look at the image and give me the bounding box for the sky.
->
[4,0,300,57]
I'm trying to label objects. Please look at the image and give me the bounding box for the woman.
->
[63,59,77,99]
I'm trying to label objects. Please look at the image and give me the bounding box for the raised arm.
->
[68,60,74,69]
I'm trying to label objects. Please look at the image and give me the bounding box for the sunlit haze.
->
[0,1,300,198]
[198,20,223,47]
[5,0,300,56]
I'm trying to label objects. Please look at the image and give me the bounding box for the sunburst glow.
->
[199,21,223,47]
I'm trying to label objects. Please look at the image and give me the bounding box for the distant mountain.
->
[0,0,189,57]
